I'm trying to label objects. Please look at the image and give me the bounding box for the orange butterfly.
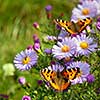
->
[40,67,81,92]
[54,17,92,35]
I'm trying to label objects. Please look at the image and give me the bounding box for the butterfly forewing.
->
[78,17,92,33]
[61,67,81,80]
[40,68,56,81]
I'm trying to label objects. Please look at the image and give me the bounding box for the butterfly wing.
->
[40,68,56,81]
[61,67,81,80]
[78,17,92,33]
[54,19,75,34]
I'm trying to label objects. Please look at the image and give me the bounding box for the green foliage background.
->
[0,0,100,100]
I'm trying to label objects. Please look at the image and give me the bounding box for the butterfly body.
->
[40,67,81,92]
[54,17,92,34]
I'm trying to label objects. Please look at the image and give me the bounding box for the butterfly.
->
[54,17,92,35]
[40,66,81,92]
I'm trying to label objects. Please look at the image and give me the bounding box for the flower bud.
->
[18,76,26,85]
[33,22,40,30]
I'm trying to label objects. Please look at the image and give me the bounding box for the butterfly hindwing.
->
[40,68,56,82]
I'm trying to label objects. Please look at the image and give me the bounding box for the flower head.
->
[45,5,52,12]
[18,76,26,85]
[73,34,97,56]
[52,37,76,60]
[86,74,95,83]
[71,0,98,21]
[14,49,38,71]
[22,95,31,100]
[44,48,52,54]
[68,61,90,84]
[96,22,100,30]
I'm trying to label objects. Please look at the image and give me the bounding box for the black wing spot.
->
[68,69,71,72]
[72,68,76,71]
[63,78,69,82]
[76,67,80,73]
[62,20,64,23]
[87,17,90,19]
[47,69,50,73]
[44,69,46,73]
[51,71,53,74]
[70,74,72,76]
[46,74,49,77]
[50,76,52,78]
[83,19,86,21]
[66,74,69,78]
[52,79,56,84]
[68,27,71,29]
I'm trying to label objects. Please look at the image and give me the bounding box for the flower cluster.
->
[13,0,100,99]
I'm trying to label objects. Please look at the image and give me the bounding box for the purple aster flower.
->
[44,48,52,54]
[45,5,52,12]
[71,0,98,21]
[52,37,76,60]
[73,34,97,56]
[13,49,38,71]
[96,22,100,30]
[86,74,95,83]
[68,61,90,84]
[18,76,26,85]
[22,95,31,100]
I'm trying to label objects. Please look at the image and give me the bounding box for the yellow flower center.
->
[82,8,90,15]
[80,41,89,49]
[61,45,70,52]
[22,56,30,64]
